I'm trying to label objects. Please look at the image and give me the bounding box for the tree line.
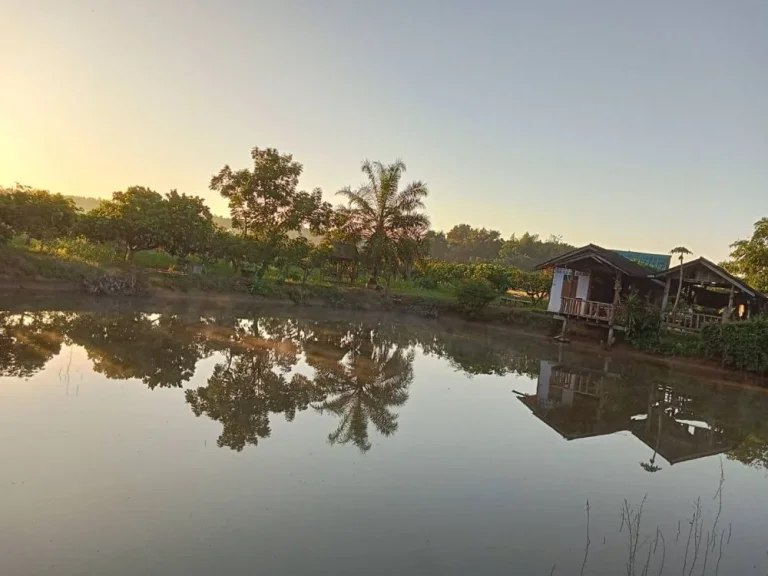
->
[2,145,767,294]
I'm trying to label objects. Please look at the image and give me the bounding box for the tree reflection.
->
[185,319,322,451]
[309,328,413,452]
[0,312,65,378]
[66,313,207,388]
[5,307,768,467]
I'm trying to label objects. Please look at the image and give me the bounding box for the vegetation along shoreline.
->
[2,146,768,376]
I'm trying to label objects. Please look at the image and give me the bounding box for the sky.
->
[2,0,766,261]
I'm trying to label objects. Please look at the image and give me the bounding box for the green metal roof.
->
[611,250,671,271]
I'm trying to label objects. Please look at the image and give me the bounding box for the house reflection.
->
[518,360,737,471]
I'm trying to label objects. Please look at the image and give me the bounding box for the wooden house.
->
[535,244,663,342]
[654,257,767,331]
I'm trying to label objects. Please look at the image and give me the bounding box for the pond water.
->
[1,304,767,575]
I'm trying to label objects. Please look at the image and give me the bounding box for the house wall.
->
[576,274,590,300]
[547,269,566,312]
[547,268,591,312]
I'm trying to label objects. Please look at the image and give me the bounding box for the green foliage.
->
[445,224,503,262]
[132,249,176,269]
[158,189,214,259]
[34,236,120,264]
[210,147,333,275]
[469,262,512,292]
[455,278,498,315]
[337,159,429,286]
[621,292,703,357]
[425,227,573,268]
[249,277,275,296]
[283,238,334,284]
[0,221,13,244]
[414,274,438,290]
[621,292,662,341]
[701,318,768,373]
[79,186,213,261]
[724,217,768,293]
[80,186,166,258]
[0,184,78,241]
[415,260,550,304]
[507,269,552,303]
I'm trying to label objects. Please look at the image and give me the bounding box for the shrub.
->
[701,318,768,373]
[456,278,497,315]
[40,237,120,264]
[470,263,512,292]
[415,275,438,290]
[249,278,275,297]
[0,222,12,245]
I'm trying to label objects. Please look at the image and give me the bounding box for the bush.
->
[701,318,768,373]
[470,263,512,292]
[0,222,12,245]
[415,275,438,290]
[456,278,497,315]
[249,278,276,297]
[38,237,120,264]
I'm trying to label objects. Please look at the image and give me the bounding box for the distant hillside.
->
[65,195,321,241]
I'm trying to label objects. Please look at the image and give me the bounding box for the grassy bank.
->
[0,243,555,329]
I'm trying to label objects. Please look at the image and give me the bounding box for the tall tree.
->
[446,224,503,262]
[670,246,692,313]
[724,218,768,293]
[337,159,429,287]
[210,147,332,277]
[80,186,167,261]
[159,190,215,260]
[0,185,78,241]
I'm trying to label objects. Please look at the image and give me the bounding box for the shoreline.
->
[2,277,765,388]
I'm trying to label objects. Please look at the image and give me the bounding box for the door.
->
[560,273,578,314]
[562,275,578,299]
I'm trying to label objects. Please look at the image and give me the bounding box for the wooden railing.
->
[560,297,614,322]
[662,311,722,332]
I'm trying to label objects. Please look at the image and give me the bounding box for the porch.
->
[559,297,614,323]
[662,310,724,332]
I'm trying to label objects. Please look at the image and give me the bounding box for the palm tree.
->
[337,160,429,288]
[670,246,692,314]
[311,333,413,452]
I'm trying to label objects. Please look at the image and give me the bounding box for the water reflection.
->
[185,319,319,451]
[518,357,768,472]
[2,309,768,470]
[309,328,413,452]
[0,312,65,377]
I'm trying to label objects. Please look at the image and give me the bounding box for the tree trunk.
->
[302,268,311,286]
[671,257,684,313]
[367,263,379,289]
[256,260,270,280]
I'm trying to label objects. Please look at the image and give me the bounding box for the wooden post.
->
[661,277,671,311]
[607,271,622,349]
[723,286,735,322]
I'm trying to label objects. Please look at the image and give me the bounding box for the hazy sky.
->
[2,1,766,260]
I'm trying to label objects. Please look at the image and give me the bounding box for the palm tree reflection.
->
[307,329,414,452]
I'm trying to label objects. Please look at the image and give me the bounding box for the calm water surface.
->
[1,304,767,575]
